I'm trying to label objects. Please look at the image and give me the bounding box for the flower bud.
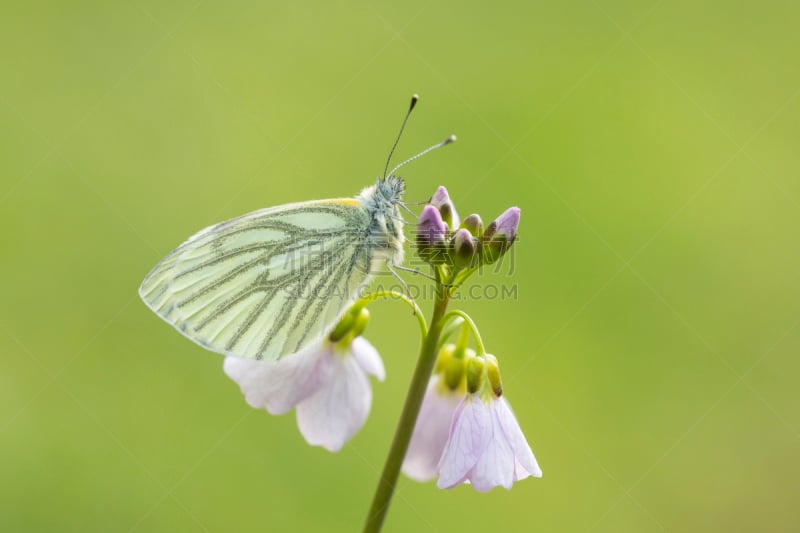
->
[434,343,455,374]
[416,205,447,264]
[430,186,460,229]
[460,214,483,238]
[486,354,503,397]
[328,306,370,343]
[482,207,520,264]
[350,307,371,338]
[434,344,468,390]
[328,307,358,342]
[452,228,479,270]
[444,350,466,390]
[466,355,486,394]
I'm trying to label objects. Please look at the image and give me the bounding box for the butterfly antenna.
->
[383,94,419,180]
[388,135,457,177]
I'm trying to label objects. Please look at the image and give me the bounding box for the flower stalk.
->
[359,187,535,530]
[363,287,451,533]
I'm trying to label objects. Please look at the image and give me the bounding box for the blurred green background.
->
[2,0,799,531]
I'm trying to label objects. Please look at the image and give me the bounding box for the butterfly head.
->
[376,174,405,204]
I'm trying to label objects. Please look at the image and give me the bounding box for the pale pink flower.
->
[223,336,384,452]
[437,394,541,491]
[402,375,462,481]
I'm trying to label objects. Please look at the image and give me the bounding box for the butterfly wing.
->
[139,199,375,361]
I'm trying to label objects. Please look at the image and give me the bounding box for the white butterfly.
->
[139,95,454,361]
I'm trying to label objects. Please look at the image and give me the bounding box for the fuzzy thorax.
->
[357,176,406,265]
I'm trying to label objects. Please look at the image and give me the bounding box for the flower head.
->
[223,309,384,452]
[405,348,542,491]
[437,394,541,492]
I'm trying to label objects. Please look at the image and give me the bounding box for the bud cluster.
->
[433,342,503,399]
[416,186,520,281]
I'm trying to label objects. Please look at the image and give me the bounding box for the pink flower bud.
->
[483,207,520,264]
[416,205,448,264]
[430,186,460,228]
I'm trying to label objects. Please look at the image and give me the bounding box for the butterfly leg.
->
[399,202,420,219]
[385,260,421,314]
[390,262,439,283]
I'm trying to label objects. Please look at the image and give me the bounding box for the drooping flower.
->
[436,394,541,491]
[402,374,463,481]
[223,329,384,452]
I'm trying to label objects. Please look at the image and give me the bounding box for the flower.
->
[223,334,385,452]
[437,394,542,492]
[402,375,463,481]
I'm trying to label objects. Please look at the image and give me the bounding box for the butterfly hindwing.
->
[139,199,375,361]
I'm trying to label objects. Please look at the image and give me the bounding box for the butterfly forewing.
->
[139,199,374,361]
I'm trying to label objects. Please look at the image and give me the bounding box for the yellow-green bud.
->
[466,356,486,394]
[444,352,466,390]
[435,343,455,373]
[328,307,358,342]
[329,306,369,343]
[486,354,503,397]
[350,307,370,338]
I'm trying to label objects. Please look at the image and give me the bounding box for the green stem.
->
[362,288,451,532]
[353,290,428,338]
[443,309,487,355]
[438,315,464,346]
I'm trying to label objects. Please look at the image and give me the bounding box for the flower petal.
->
[351,337,385,382]
[436,397,491,489]
[496,397,542,478]
[469,402,515,491]
[295,354,372,452]
[403,377,462,482]
[223,340,332,415]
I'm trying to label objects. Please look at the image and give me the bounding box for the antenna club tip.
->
[409,93,419,110]
[444,134,457,145]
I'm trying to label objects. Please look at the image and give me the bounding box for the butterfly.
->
[139,95,454,361]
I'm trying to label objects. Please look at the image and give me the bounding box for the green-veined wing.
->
[139,199,375,361]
